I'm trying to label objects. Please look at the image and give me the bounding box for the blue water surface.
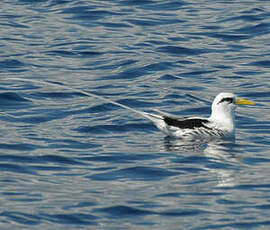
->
[0,0,270,229]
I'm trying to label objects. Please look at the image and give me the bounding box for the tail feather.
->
[2,78,167,126]
[141,111,164,123]
[141,112,169,134]
[152,108,179,119]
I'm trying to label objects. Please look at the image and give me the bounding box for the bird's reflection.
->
[164,137,241,188]
[164,136,209,152]
[164,136,237,156]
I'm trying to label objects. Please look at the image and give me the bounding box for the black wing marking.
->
[164,116,211,130]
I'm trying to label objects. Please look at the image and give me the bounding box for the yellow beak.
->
[235,98,254,105]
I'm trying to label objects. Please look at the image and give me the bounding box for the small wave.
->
[248,60,270,68]
[0,59,25,69]
[0,92,30,105]
[89,166,179,181]
[94,205,154,217]
[40,212,97,225]
[156,45,205,56]
[94,205,207,218]
[76,122,155,134]
[1,211,41,225]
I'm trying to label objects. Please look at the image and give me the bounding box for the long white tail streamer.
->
[1,78,163,123]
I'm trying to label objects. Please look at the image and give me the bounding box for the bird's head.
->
[211,92,254,118]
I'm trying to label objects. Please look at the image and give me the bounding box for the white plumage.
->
[141,92,254,139]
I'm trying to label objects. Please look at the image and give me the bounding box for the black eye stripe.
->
[218,97,234,104]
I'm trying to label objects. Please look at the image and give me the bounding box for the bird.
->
[80,90,254,140]
[4,79,254,140]
[141,92,254,140]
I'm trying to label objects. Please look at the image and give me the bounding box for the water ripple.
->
[41,213,97,225]
[156,45,205,56]
[89,166,179,181]
[1,0,270,229]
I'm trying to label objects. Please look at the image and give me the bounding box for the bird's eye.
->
[218,97,234,104]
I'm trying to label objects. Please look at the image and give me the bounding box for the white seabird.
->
[142,92,254,139]
[3,79,254,140]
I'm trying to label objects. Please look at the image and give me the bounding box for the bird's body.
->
[144,114,230,139]
[141,92,254,140]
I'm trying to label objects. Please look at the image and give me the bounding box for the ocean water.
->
[0,0,270,229]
